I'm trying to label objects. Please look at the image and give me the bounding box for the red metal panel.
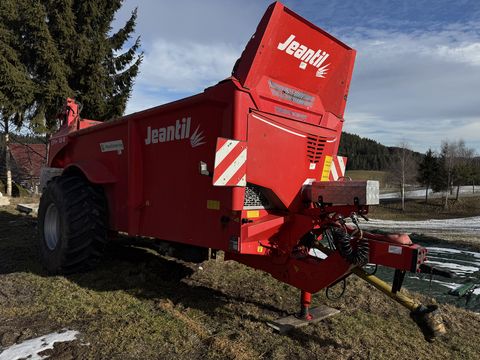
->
[369,241,427,273]
[233,2,356,119]
[64,161,116,184]
[246,111,337,208]
[43,2,430,297]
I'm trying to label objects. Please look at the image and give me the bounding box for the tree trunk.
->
[5,119,12,197]
[444,173,450,210]
[425,185,429,203]
[455,184,460,201]
[45,132,50,162]
[401,181,405,211]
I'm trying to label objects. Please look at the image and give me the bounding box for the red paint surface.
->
[45,2,426,293]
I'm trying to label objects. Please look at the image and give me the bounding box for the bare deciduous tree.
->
[437,140,475,209]
[437,141,456,209]
[389,142,418,211]
[453,140,475,200]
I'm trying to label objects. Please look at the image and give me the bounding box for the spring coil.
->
[331,227,369,266]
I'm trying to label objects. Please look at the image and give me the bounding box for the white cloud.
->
[125,40,241,114]
[436,42,480,66]
[342,25,480,152]
[117,1,480,153]
[115,0,268,45]
[118,0,268,114]
[124,88,172,114]
[139,40,240,93]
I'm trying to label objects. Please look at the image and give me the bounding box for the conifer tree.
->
[417,149,438,202]
[0,0,142,195]
[42,0,143,123]
[0,0,51,194]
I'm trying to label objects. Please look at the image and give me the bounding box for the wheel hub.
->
[44,203,60,250]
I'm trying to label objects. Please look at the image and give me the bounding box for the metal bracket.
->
[392,269,406,294]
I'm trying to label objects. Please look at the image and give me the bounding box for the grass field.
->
[345,170,389,189]
[1,199,480,359]
[345,170,480,221]
[369,196,480,221]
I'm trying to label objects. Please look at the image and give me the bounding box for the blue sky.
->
[114,0,480,153]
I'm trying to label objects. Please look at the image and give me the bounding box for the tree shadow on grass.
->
[0,208,348,350]
[0,209,43,275]
[71,240,289,319]
[0,209,287,324]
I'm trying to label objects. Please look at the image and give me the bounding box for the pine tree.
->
[417,149,438,202]
[43,0,143,122]
[1,0,142,194]
[0,0,41,195]
[15,1,74,132]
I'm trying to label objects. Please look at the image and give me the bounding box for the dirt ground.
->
[1,199,480,359]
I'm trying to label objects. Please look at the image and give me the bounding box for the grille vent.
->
[244,184,270,209]
[306,135,327,163]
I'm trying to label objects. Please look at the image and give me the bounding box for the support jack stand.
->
[267,291,340,334]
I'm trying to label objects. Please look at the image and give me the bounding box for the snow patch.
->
[380,186,478,200]
[0,330,79,360]
[424,260,479,275]
[427,255,480,267]
[361,216,480,236]
[412,277,460,290]
[427,247,480,259]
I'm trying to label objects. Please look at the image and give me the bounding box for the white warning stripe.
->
[330,162,339,180]
[214,148,247,186]
[237,174,246,186]
[251,114,306,138]
[214,139,239,168]
[338,156,345,175]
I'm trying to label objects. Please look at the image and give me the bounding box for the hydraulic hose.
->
[331,227,369,266]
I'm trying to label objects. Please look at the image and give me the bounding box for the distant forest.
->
[338,132,422,171]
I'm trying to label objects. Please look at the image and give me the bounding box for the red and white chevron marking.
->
[329,156,347,181]
[213,138,247,186]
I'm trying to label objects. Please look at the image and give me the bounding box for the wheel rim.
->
[44,203,61,250]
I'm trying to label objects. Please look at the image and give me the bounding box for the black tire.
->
[38,175,108,274]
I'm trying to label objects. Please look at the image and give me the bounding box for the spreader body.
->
[43,2,428,295]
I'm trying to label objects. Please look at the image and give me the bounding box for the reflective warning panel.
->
[213,138,247,187]
[329,156,348,181]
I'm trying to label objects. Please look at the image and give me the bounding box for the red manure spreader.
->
[39,2,445,339]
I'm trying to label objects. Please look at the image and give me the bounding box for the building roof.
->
[9,143,47,179]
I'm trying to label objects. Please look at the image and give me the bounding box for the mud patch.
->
[0,274,40,309]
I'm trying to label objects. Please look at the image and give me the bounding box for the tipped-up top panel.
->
[233,2,356,119]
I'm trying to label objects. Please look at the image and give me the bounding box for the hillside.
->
[338,132,423,171]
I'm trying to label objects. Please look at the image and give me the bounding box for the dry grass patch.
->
[1,200,480,359]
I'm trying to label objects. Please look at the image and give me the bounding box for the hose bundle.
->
[330,227,369,266]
